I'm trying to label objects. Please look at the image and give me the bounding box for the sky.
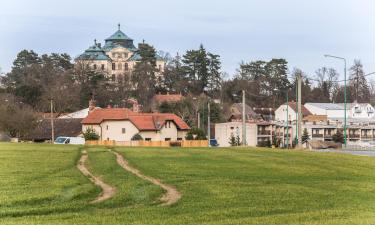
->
[1,0,375,80]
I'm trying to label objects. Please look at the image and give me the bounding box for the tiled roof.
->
[152,94,183,103]
[286,102,312,116]
[81,108,190,131]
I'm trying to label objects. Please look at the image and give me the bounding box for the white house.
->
[81,108,190,142]
[275,102,312,122]
[304,102,375,119]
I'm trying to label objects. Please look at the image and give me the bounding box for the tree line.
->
[0,43,374,137]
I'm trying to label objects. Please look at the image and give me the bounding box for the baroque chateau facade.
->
[76,24,165,81]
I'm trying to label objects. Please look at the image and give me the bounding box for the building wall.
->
[215,122,257,147]
[83,120,186,142]
[275,105,296,122]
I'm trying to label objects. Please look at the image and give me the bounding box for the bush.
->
[131,133,143,141]
[257,140,271,148]
[186,128,207,140]
[83,128,99,140]
[332,131,344,143]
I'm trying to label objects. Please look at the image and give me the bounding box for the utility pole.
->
[242,90,246,146]
[207,101,211,147]
[197,112,200,129]
[297,74,302,148]
[50,98,55,142]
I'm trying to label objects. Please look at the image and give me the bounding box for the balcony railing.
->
[312,134,324,138]
[349,134,360,138]
[361,135,373,139]
[258,130,271,135]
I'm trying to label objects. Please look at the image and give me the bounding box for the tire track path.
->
[112,151,181,205]
[77,150,117,203]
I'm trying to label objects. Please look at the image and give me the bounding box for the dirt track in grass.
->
[112,151,181,205]
[77,150,117,203]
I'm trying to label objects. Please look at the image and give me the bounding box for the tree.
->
[0,94,37,138]
[315,67,338,101]
[332,130,344,143]
[302,128,309,144]
[229,133,237,146]
[162,54,188,94]
[265,58,290,108]
[182,44,222,95]
[349,60,370,102]
[132,43,158,110]
[83,128,100,140]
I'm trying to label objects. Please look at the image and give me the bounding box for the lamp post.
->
[324,54,347,146]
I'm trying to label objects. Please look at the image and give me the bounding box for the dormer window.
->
[124,53,128,58]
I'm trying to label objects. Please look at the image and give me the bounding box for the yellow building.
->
[76,24,165,82]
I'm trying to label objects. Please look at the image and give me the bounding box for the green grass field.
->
[1,143,375,224]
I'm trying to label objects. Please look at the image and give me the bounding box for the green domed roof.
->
[76,42,111,61]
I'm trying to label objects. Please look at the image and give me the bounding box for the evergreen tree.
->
[332,131,344,143]
[131,43,158,110]
[302,128,309,144]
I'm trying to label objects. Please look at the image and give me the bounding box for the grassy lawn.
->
[1,143,375,224]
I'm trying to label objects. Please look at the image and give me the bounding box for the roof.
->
[105,29,132,41]
[58,107,101,119]
[76,44,111,61]
[305,103,344,110]
[285,102,312,116]
[152,93,183,104]
[230,103,261,120]
[24,118,83,141]
[305,102,374,111]
[81,108,190,131]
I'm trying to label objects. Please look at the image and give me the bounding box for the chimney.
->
[89,99,96,113]
[132,100,139,113]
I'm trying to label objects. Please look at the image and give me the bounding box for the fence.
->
[85,140,209,148]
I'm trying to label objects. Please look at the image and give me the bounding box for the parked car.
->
[210,139,219,147]
[54,136,85,145]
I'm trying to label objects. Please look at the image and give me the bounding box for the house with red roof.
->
[81,108,190,142]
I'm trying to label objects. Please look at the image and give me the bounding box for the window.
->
[177,138,183,141]
[169,121,171,128]
[111,74,116,81]
[118,63,122,70]
[124,63,129,71]
[101,64,105,70]
[145,138,152,141]
[93,64,97,70]
[118,53,122,58]
[112,53,116,58]
[106,125,109,130]
[122,128,126,134]
[165,138,171,141]
[112,63,116,70]
[124,53,128,58]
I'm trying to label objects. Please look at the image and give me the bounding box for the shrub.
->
[131,133,143,141]
[186,128,207,140]
[83,128,99,140]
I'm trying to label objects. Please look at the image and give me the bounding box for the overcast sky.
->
[1,0,375,80]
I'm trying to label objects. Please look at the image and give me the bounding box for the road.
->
[314,149,375,157]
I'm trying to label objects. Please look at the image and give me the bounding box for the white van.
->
[54,136,85,145]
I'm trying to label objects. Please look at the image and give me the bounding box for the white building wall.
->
[215,122,257,147]
[275,105,297,122]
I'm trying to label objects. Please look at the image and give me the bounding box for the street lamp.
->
[324,54,347,146]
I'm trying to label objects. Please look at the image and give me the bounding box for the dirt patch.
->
[112,151,181,205]
[77,150,117,203]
